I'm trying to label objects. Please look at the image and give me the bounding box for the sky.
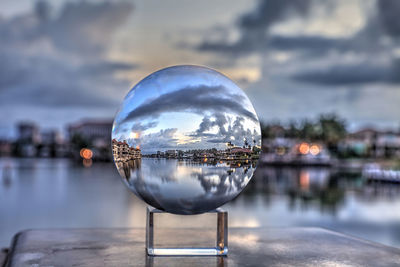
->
[0,0,399,138]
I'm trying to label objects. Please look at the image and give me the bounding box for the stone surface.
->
[5,228,400,267]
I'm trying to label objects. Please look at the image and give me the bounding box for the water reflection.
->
[2,162,12,186]
[241,167,348,214]
[117,158,257,215]
[237,165,400,218]
[2,158,400,249]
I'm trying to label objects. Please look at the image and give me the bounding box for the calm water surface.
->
[1,158,400,248]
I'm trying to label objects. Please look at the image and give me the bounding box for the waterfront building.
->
[17,122,40,157]
[68,120,113,160]
[230,147,252,159]
[112,139,141,161]
[18,122,40,144]
[341,128,400,158]
[165,150,177,158]
[68,120,112,147]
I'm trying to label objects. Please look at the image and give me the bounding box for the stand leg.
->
[146,207,228,256]
[146,207,154,255]
[217,210,228,255]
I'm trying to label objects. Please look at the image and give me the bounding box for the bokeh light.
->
[299,143,310,155]
[309,145,320,156]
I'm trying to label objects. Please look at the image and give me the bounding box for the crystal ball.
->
[112,65,261,214]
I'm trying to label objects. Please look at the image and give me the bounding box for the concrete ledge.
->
[5,227,400,266]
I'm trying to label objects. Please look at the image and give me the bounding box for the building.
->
[375,131,400,158]
[38,129,65,157]
[165,150,177,158]
[17,122,40,157]
[341,128,400,158]
[230,147,252,159]
[112,139,141,161]
[40,130,61,145]
[129,147,141,159]
[68,120,112,147]
[18,122,40,144]
[68,120,113,160]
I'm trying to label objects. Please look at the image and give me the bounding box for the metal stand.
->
[146,207,228,256]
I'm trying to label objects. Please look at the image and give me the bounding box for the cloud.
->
[193,114,261,147]
[139,128,179,151]
[121,84,258,123]
[196,113,228,136]
[43,1,133,55]
[131,121,158,132]
[377,0,400,37]
[191,0,400,129]
[194,0,400,91]
[238,0,312,31]
[293,62,396,85]
[0,1,135,131]
[195,0,319,56]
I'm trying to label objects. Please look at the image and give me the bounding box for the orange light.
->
[80,148,93,160]
[300,170,310,189]
[83,159,92,167]
[204,157,208,162]
[79,148,86,158]
[299,143,310,155]
[310,145,320,156]
[136,145,140,150]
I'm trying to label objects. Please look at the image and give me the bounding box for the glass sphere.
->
[112,65,261,214]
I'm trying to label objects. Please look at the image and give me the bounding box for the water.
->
[1,158,400,249]
[115,158,256,214]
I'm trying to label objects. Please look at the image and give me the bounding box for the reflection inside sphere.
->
[112,65,261,214]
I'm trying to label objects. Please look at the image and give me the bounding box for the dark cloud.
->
[197,32,346,58]
[196,113,228,136]
[131,121,158,132]
[293,63,395,86]
[0,1,135,119]
[377,0,400,37]
[239,0,311,31]
[79,61,138,76]
[193,0,397,60]
[0,52,133,108]
[121,85,258,123]
[196,0,400,91]
[238,0,313,48]
[44,1,133,55]
[268,35,345,52]
[196,0,321,55]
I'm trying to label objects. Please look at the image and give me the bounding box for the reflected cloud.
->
[116,158,258,215]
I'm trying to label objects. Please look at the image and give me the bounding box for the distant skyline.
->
[0,0,400,138]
